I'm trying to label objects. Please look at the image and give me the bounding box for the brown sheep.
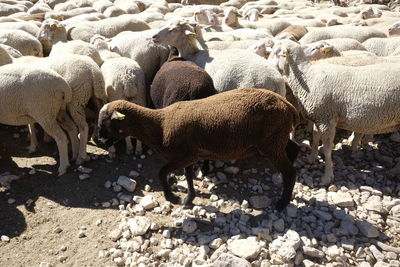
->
[95,88,300,211]
[276,25,308,41]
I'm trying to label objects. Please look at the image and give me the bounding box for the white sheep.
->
[0,29,43,56]
[60,13,106,26]
[0,64,76,176]
[0,44,13,66]
[103,6,127,18]
[15,54,107,163]
[363,37,400,56]
[388,20,400,36]
[152,20,285,96]
[50,40,104,66]
[0,42,22,58]
[269,39,400,185]
[101,57,147,155]
[0,21,40,37]
[108,29,170,88]
[114,0,141,14]
[300,25,387,44]
[315,38,367,52]
[93,0,113,13]
[89,34,121,60]
[66,14,150,42]
[27,2,52,14]
[45,7,98,21]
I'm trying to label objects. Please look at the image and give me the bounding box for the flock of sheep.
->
[1,0,400,209]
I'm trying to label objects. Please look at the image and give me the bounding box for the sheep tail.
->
[61,83,72,110]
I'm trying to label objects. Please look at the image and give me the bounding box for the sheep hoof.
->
[183,197,194,209]
[58,165,70,176]
[165,193,180,204]
[275,199,288,211]
[320,174,334,186]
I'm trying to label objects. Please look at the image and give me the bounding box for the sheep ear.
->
[111,111,126,120]
[259,14,264,18]
[0,37,7,44]
[216,13,224,17]
[184,30,196,38]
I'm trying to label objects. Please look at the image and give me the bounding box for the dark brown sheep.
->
[96,88,300,210]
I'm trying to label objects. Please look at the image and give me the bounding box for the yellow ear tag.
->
[115,111,125,120]
[60,16,64,21]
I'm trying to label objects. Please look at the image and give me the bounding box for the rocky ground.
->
[0,124,400,267]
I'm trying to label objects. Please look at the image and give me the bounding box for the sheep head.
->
[222,7,241,27]
[302,41,340,61]
[244,8,263,22]
[194,9,219,26]
[388,21,400,36]
[89,34,111,50]
[152,20,197,47]
[36,18,67,56]
[360,6,382,20]
[95,102,130,149]
[268,40,305,75]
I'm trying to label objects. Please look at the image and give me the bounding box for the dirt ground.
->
[0,125,274,267]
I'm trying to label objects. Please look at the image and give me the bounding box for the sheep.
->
[0,64,76,176]
[302,41,341,61]
[247,38,275,58]
[243,8,264,22]
[89,34,121,60]
[269,39,400,185]
[101,57,147,156]
[114,0,141,14]
[15,54,107,163]
[388,20,400,36]
[66,14,150,42]
[45,7,98,21]
[276,25,308,41]
[108,29,170,89]
[103,6,127,18]
[0,21,40,37]
[60,13,106,26]
[152,20,285,96]
[220,0,249,9]
[0,3,26,16]
[0,29,43,56]
[95,88,300,210]
[194,8,220,26]
[93,0,113,13]
[207,39,264,50]
[0,44,12,66]
[300,25,387,44]
[27,2,52,14]
[363,37,400,56]
[50,40,104,66]
[314,38,367,52]
[0,43,22,58]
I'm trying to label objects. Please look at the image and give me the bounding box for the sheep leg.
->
[307,124,321,163]
[28,123,38,153]
[125,137,134,155]
[159,159,195,204]
[135,140,143,155]
[57,110,79,162]
[201,160,210,175]
[183,165,196,208]
[69,105,90,164]
[36,119,70,176]
[43,132,52,143]
[319,125,336,186]
[270,151,297,211]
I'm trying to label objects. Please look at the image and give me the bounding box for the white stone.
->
[182,220,197,233]
[1,235,10,242]
[303,246,325,258]
[109,229,122,242]
[77,166,92,174]
[7,198,15,204]
[224,166,239,174]
[356,221,380,238]
[28,168,36,175]
[117,176,137,192]
[101,201,111,208]
[39,262,51,267]
[249,195,271,209]
[364,195,384,213]
[139,195,158,210]
[77,230,86,238]
[104,181,112,189]
[128,216,151,236]
[144,185,151,192]
[129,170,140,177]
[53,227,62,234]
[328,191,354,207]
[269,230,301,263]
[326,245,340,258]
[79,174,90,180]
[212,253,251,267]
[228,239,261,260]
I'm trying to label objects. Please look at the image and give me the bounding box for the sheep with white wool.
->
[66,14,150,42]
[0,21,40,37]
[363,37,400,56]
[60,13,107,26]
[0,45,13,66]
[300,25,387,44]
[269,39,400,185]
[152,20,285,95]
[0,29,42,56]
[92,0,113,13]
[15,54,107,163]
[45,7,98,21]
[90,34,121,60]
[95,88,300,210]
[100,55,147,156]
[0,64,76,176]
[103,6,127,18]
[114,0,141,14]
[313,38,367,52]
[108,29,170,89]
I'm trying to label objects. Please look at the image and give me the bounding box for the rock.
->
[326,245,340,258]
[364,195,384,213]
[249,195,271,209]
[313,210,332,221]
[303,246,325,258]
[128,216,151,236]
[359,262,371,267]
[39,262,52,267]
[286,204,298,217]
[356,221,380,238]
[269,230,301,263]
[104,181,112,189]
[7,198,16,204]
[117,176,137,192]
[77,166,92,174]
[273,218,285,232]
[224,166,239,174]
[228,239,261,260]
[182,220,197,234]
[79,174,90,180]
[390,132,400,142]
[210,238,224,249]
[328,191,354,207]
[109,229,122,242]
[129,170,140,177]
[369,245,384,261]
[303,259,315,267]
[28,168,36,175]
[1,235,10,242]
[241,200,249,209]
[113,185,122,192]
[58,255,67,262]
[101,201,111,208]
[53,227,62,234]
[211,253,251,267]
[326,234,337,243]
[144,184,151,192]
[77,230,86,238]
[390,205,400,217]
[139,195,158,210]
